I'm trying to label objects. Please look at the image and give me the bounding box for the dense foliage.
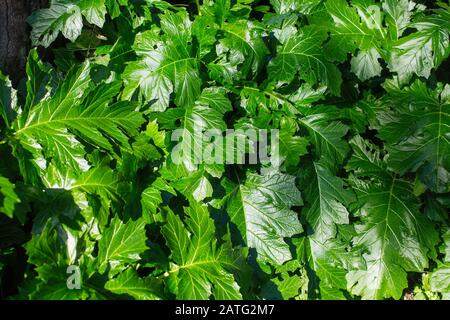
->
[0,0,449,300]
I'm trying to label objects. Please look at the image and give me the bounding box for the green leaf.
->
[28,0,83,47]
[97,216,148,274]
[388,9,450,85]
[222,173,303,264]
[15,63,144,174]
[105,0,121,18]
[324,0,383,61]
[346,135,388,178]
[78,0,107,27]
[172,169,213,202]
[156,88,230,174]
[270,24,342,95]
[28,279,88,300]
[192,16,217,59]
[141,177,176,221]
[302,160,355,243]
[378,81,450,193]
[261,267,307,300]
[22,223,89,300]
[162,202,247,299]
[0,176,20,219]
[239,85,299,116]
[24,50,52,116]
[219,20,269,78]
[67,164,125,227]
[105,268,164,299]
[122,57,173,112]
[300,110,350,164]
[429,263,450,297]
[296,236,360,300]
[0,72,18,127]
[382,0,421,40]
[351,48,383,81]
[24,223,69,282]
[270,0,321,14]
[122,11,201,110]
[444,229,450,263]
[279,121,309,168]
[346,138,438,299]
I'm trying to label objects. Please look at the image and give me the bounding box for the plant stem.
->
[195,0,201,15]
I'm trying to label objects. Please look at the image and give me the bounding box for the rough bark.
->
[0,0,47,85]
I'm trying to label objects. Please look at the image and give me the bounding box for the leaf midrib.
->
[16,115,132,135]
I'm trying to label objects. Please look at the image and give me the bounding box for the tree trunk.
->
[0,0,47,85]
